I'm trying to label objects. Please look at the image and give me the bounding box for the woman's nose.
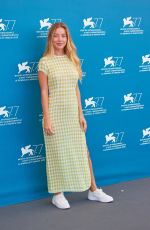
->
[57,36,63,41]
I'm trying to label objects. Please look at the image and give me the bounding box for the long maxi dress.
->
[38,54,91,193]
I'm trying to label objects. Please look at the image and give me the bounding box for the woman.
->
[38,22,113,209]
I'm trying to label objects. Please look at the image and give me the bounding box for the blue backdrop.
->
[0,0,150,207]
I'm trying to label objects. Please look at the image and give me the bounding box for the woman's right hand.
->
[43,117,55,135]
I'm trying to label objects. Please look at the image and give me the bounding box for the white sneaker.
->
[88,187,114,203]
[52,193,71,209]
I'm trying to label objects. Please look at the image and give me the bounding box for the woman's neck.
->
[54,50,65,56]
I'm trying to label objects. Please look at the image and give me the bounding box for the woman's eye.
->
[53,34,66,38]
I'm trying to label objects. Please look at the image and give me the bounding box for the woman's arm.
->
[75,82,84,116]
[38,71,54,135]
[76,82,87,132]
[38,71,50,120]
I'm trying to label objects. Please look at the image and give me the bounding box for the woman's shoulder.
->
[38,56,49,63]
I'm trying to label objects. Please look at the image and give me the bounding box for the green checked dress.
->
[38,54,91,193]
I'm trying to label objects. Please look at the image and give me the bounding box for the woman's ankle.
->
[89,186,97,192]
[55,192,62,195]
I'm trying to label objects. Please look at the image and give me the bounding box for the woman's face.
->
[52,27,67,52]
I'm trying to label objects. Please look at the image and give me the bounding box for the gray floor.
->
[1,177,150,230]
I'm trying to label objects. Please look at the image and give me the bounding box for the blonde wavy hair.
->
[43,22,83,80]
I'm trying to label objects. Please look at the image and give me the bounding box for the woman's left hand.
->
[79,114,87,132]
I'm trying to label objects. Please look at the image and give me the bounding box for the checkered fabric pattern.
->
[38,55,91,193]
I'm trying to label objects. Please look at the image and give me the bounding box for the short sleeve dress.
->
[38,54,91,193]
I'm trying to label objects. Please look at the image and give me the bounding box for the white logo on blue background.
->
[101,56,125,75]
[139,54,150,72]
[121,93,144,111]
[140,127,150,146]
[14,61,38,82]
[103,132,126,151]
[0,106,22,126]
[82,96,107,116]
[0,18,19,39]
[36,18,62,38]
[18,144,45,165]
[123,17,135,27]
[80,58,86,78]
[21,145,35,157]
[80,17,106,36]
[120,16,143,35]
[40,18,52,30]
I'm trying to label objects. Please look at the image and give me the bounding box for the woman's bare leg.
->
[86,145,97,192]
